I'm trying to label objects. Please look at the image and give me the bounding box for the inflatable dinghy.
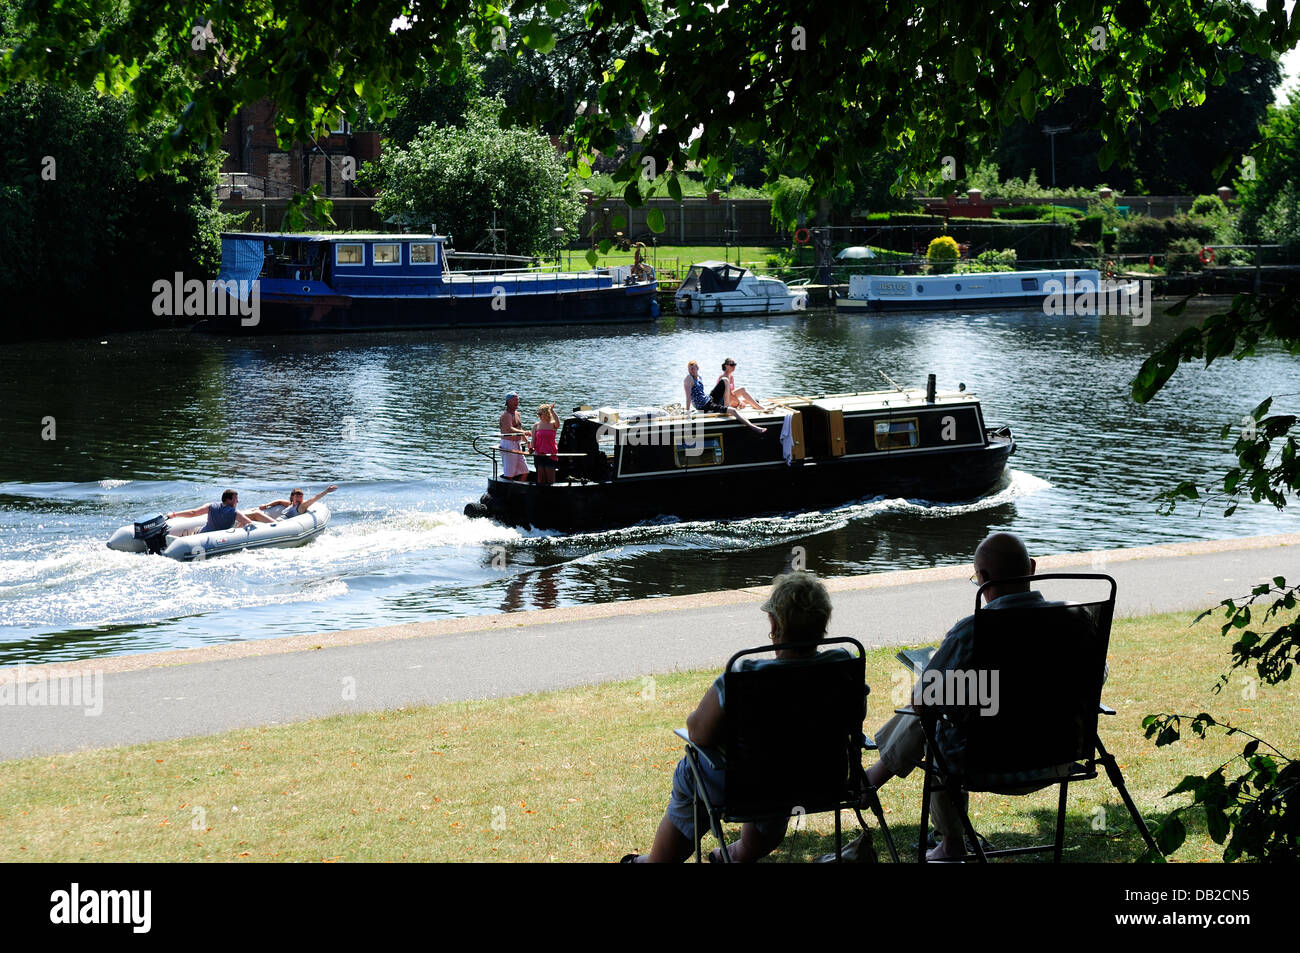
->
[106,504,330,561]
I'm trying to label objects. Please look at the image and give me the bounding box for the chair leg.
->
[918,764,933,863]
[1054,781,1069,863]
[835,808,843,861]
[858,787,900,863]
[949,788,987,862]
[1095,735,1161,855]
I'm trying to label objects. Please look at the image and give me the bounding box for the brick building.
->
[218,100,381,199]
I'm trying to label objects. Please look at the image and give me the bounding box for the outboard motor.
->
[134,514,171,555]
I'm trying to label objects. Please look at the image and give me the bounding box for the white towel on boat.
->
[780,411,794,465]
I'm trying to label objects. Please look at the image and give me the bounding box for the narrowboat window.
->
[675,435,723,467]
[336,244,364,265]
[1020,277,1038,291]
[373,243,401,265]
[874,418,919,450]
[410,244,438,264]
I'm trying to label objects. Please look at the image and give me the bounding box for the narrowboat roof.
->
[584,387,979,430]
[221,232,447,243]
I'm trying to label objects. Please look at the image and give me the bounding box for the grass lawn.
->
[0,607,1292,862]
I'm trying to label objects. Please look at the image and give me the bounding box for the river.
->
[1,301,1295,664]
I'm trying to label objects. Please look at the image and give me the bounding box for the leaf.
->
[521,23,556,55]
[667,175,682,203]
[1205,806,1230,844]
[646,208,665,233]
[611,213,627,230]
[584,248,598,268]
[1154,816,1186,854]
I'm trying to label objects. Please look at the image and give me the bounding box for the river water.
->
[1,302,1295,664]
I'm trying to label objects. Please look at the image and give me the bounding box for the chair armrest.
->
[1098,703,1116,716]
[862,732,878,751]
[894,706,918,717]
[673,727,720,770]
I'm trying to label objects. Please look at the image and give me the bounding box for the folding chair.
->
[905,574,1160,862]
[674,636,899,863]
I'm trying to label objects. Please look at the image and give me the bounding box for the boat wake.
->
[543,468,1050,548]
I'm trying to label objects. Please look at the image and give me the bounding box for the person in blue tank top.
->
[168,489,269,534]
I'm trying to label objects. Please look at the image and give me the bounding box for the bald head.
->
[973,532,1035,601]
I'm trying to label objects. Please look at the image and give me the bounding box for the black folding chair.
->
[905,574,1160,862]
[675,636,899,863]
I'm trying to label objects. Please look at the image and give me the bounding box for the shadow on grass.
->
[698,801,1180,863]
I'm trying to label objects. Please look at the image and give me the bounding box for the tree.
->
[361,96,581,256]
[992,50,1280,194]
[1236,90,1300,249]
[0,84,222,338]
[1130,289,1300,861]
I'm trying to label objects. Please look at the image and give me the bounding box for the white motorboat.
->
[106,504,330,561]
[674,261,808,315]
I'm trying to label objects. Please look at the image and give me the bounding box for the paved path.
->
[2,534,1296,761]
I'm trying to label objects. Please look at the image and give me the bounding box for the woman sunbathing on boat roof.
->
[717,358,766,411]
[683,360,765,434]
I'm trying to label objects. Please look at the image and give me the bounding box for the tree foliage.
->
[362,97,581,256]
[0,83,222,338]
[1236,90,1300,249]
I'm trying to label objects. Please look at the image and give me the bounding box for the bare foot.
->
[749,425,767,434]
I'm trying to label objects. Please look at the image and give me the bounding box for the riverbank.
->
[1,598,1293,863]
[3,533,1296,761]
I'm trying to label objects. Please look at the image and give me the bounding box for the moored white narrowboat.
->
[835,268,1102,313]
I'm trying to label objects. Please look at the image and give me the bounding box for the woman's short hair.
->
[761,572,832,642]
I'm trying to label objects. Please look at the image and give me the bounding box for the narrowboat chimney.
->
[926,373,936,403]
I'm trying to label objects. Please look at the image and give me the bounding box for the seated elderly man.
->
[623,572,850,863]
[863,531,1060,860]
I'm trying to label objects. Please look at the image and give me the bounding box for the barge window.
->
[675,435,723,467]
[1020,277,1038,291]
[874,418,919,450]
[374,243,401,265]
[410,244,438,264]
[336,244,364,265]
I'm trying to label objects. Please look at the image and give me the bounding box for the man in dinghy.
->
[167,489,271,535]
[257,484,339,519]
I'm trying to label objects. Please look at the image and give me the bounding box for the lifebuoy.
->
[1199,246,1215,264]
[794,227,811,245]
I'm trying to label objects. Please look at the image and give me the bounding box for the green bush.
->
[1190,194,1229,219]
[926,235,960,273]
[1076,214,1104,243]
[1165,237,1206,273]
[995,204,1084,221]
[1117,215,1216,254]
[955,248,1018,273]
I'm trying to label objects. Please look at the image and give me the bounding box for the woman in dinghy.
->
[257,484,339,518]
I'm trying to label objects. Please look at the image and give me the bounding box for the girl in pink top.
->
[531,403,561,485]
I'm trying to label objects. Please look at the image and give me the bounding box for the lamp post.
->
[1042,124,1070,260]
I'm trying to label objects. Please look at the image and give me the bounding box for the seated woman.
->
[682,359,766,435]
[624,572,847,863]
[717,358,766,411]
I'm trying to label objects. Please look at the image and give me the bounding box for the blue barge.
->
[194,232,659,333]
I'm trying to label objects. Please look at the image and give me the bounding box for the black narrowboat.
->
[464,377,1015,531]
